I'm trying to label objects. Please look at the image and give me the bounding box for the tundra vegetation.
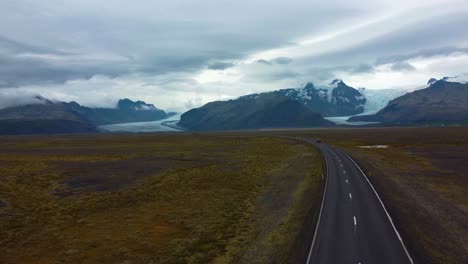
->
[0,134,323,264]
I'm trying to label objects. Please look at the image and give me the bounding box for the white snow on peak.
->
[323,80,343,102]
[318,90,327,99]
[134,105,152,111]
[297,88,312,100]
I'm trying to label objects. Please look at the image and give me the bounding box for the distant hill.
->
[178,93,334,131]
[274,79,366,116]
[348,78,468,125]
[0,97,169,135]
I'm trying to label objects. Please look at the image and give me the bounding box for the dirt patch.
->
[407,145,468,174]
[54,157,208,196]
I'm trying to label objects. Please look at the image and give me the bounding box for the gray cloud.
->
[0,1,365,89]
[271,57,293,64]
[344,64,376,74]
[375,46,468,65]
[0,35,71,55]
[390,62,416,71]
[0,90,45,109]
[257,59,272,65]
[245,70,298,82]
[256,57,293,66]
[207,62,235,70]
[1,0,468,109]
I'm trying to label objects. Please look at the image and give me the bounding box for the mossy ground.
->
[0,133,323,264]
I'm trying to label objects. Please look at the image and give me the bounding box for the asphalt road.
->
[304,139,413,264]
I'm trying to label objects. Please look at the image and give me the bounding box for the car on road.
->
[316,139,321,143]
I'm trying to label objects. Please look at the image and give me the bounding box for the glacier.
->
[360,88,410,113]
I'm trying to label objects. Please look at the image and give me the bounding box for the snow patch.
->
[322,79,345,102]
[297,89,312,100]
[135,105,156,111]
[358,145,389,149]
[318,90,327,99]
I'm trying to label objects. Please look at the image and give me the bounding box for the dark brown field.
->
[0,134,323,264]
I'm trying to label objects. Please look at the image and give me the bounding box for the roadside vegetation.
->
[0,134,323,264]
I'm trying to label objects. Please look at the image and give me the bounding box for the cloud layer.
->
[1,0,468,111]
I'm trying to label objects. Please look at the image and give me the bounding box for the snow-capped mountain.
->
[349,78,468,124]
[274,79,366,117]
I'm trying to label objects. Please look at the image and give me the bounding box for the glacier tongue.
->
[360,89,409,113]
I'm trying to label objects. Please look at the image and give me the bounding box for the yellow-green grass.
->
[0,134,323,264]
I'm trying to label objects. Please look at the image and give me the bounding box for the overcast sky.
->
[1,0,468,111]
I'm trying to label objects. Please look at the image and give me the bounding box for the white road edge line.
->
[341,150,414,264]
[354,216,357,226]
[349,193,352,199]
[346,179,349,183]
[306,147,329,264]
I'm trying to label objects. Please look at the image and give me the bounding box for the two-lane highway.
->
[304,139,413,264]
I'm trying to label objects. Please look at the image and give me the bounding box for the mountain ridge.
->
[348,78,468,125]
[178,93,334,131]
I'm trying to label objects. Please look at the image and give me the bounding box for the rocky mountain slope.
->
[178,93,333,131]
[348,78,468,124]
